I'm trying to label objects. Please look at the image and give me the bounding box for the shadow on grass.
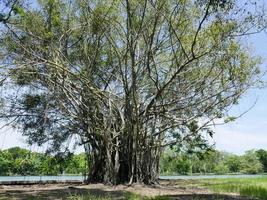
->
[0,186,256,200]
[0,187,125,200]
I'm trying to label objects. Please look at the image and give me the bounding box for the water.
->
[0,175,84,183]
[0,174,266,183]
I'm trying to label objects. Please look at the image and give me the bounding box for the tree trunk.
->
[85,131,160,185]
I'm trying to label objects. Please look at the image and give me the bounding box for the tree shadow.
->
[0,186,125,200]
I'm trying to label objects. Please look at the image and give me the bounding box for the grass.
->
[67,192,170,200]
[123,192,170,200]
[195,177,267,199]
[67,193,234,200]
[67,192,233,200]
[67,194,112,200]
[67,177,267,200]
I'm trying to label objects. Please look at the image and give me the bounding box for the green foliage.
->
[240,150,263,174]
[0,147,86,176]
[224,116,237,123]
[160,148,265,175]
[13,5,25,17]
[256,149,267,172]
[22,94,45,111]
[224,155,242,173]
[214,164,229,175]
[9,66,39,86]
[160,149,191,175]
[0,151,12,175]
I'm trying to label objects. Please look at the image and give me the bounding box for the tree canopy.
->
[0,0,266,184]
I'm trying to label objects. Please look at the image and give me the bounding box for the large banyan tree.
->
[0,0,266,184]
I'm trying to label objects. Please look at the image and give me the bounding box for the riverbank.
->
[0,180,257,200]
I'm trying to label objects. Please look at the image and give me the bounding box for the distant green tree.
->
[240,150,263,174]
[224,155,242,173]
[256,149,267,172]
[214,164,229,175]
[39,155,58,175]
[66,153,86,174]
[160,149,227,175]
[0,147,86,175]
[0,150,12,175]
[189,154,202,174]
[14,157,36,175]
[160,149,267,175]
[200,150,223,174]
[189,150,227,174]
[7,147,29,160]
[160,149,176,175]
[172,155,191,175]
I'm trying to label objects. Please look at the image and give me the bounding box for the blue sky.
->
[0,2,267,154]
[212,31,267,154]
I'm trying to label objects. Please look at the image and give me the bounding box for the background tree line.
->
[0,147,266,177]
[0,147,86,176]
[160,148,267,175]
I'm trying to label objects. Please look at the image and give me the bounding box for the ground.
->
[0,180,256,200]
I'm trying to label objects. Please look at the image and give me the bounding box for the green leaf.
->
[13,5,25,17]
[224,116,237,123]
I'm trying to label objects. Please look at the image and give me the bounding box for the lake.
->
[0,174,266,183]
[0,175,85,183]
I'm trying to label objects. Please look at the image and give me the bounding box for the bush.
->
[214,164,229,175]
[240,150,263,174]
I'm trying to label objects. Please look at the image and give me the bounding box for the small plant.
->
[240,186,267,199]
[123,192,143,200]
[67,194,112,200]
[68,192,171,200]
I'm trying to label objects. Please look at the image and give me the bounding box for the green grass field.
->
[195,177,267,199]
